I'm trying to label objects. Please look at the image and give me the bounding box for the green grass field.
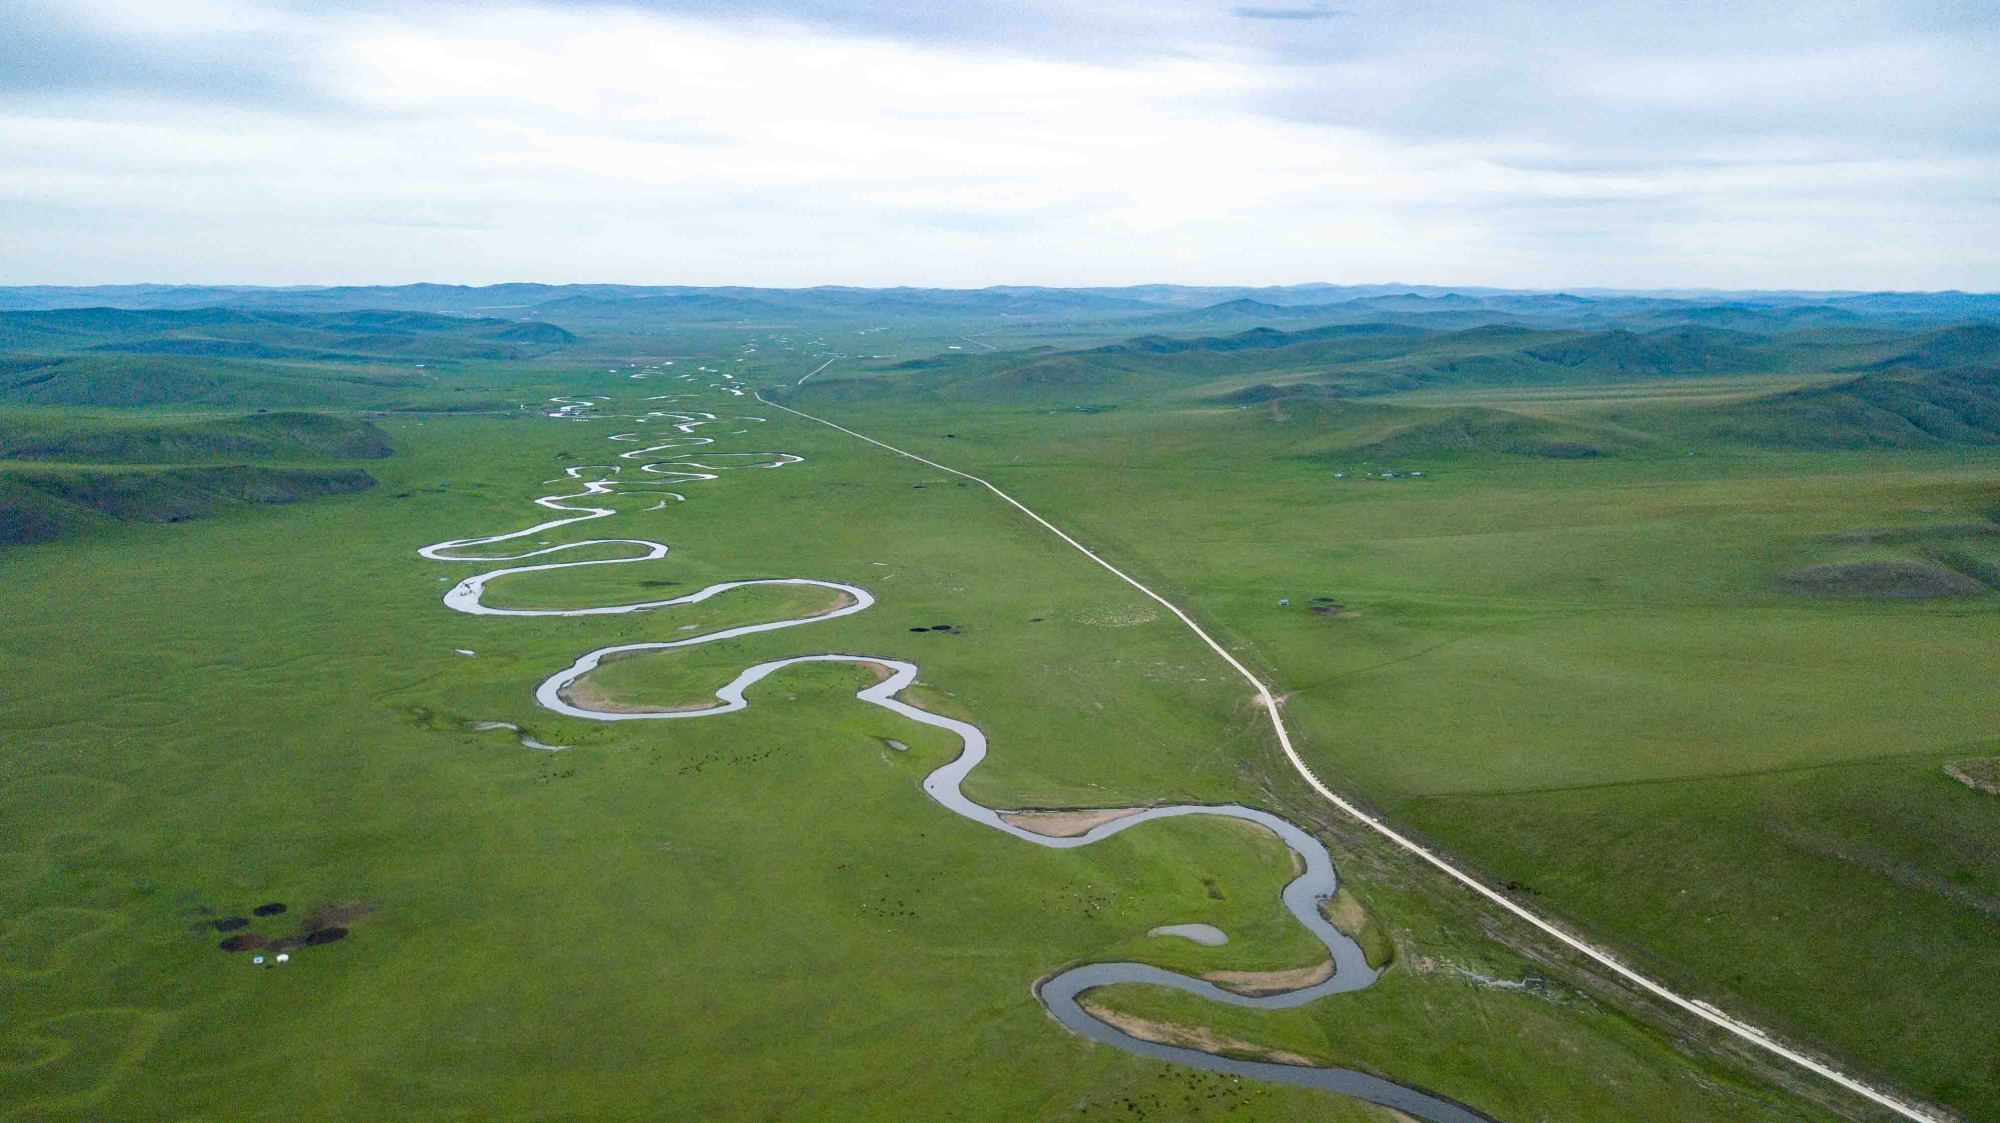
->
[0,372,1865,1122]
[783,373,2000,1120]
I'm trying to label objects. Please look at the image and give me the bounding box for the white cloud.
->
[0,0,1996,288]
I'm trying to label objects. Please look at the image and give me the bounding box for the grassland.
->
[0,374,1852,1123]
[11,289,2000,1122]
[784,367,2000,1120]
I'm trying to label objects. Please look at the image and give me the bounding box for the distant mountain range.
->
[2,283,1997,332]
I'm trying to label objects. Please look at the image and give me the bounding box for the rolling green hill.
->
[801,350,1209,407]
[0,410,393,463]
[1863,322,2000,371]
[0,463,377,545]
[1232,368,2000,459]
[1637,370,2000,450]
[0,407,393,546]
[0,307,579,362]
[1272,324,1788,395]
[1212,394,1646,461]
[799,321,2000,468]
[805,323,1846,410]
[0,353,424,410]
[1342,406,1638,460]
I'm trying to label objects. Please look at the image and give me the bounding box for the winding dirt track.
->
[421,387,1493,1122]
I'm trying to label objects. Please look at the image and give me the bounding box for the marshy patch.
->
[208,900,373,955]
[301,902,375,930]
[1946,758,2000,795]
[1779,560,1985,600]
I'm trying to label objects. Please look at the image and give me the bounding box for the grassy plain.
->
[0,372,1844,1123]
[784,376,2000,1120]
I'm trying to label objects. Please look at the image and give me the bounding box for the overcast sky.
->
[2,0,1997,289]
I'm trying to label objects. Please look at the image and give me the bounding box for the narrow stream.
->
[421,383,1496,1123]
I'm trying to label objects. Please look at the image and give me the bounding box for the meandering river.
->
[421,386,1494,1123]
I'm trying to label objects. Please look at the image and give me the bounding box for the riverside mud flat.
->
[421,387,1495,1123]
